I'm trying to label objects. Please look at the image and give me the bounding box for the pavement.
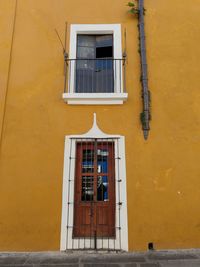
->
[1,250,200,267]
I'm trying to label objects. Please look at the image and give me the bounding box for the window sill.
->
[62,93,128,105]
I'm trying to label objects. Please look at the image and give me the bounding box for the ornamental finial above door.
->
[69,113,121,139]
[83,113,109,138]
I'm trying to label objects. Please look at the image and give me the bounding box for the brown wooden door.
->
[73,141,115,238]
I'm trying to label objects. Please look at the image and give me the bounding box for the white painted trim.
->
[62,93,128,105]
[60,114,128,251]
[60,138,70,251]
[64,24,126,104]
[69,24,122,61]
[118,136,128,251]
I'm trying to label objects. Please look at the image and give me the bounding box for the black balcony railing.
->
[64,58,126,94]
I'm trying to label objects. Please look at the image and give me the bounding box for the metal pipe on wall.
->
[138,0,151,140]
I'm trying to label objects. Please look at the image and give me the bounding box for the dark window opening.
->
[96,46,113,58]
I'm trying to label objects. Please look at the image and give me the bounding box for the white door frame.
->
[60,114,128,251]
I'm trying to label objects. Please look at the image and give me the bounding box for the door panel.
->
[81,206,92,225]
[73,141,115,238]
[95,204,115,237]
[97,206,108,225]
[74,203,94,237]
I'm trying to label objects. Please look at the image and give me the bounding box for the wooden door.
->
[73,141,115,238]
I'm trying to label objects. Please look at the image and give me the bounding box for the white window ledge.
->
[62,93,128,105]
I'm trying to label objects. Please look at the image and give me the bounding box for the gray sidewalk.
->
[1,250,200,267]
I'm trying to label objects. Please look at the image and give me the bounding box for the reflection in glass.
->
[77,35,96,47]
[82,149,94,173]
[97,149,108,173]
[82,176,94,201]
[76,34,114,93]
[97,176,108,201]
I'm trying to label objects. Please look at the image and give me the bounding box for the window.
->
[76,34,114,93]
[62,24,128,105]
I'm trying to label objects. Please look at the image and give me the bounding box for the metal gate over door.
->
[64,138,123,250]
[73,141,115,240]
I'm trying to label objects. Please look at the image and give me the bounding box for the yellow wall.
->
[0,0,200,251]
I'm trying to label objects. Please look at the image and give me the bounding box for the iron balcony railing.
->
[64,58,126,94]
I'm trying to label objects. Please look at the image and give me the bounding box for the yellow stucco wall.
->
[0,0,200,251]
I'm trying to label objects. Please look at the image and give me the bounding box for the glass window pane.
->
[97,175,108,201]
[82,176,94,201]
[97,149,109,173]
[82,149,94,173]
[77,35,96,47]
[77,59,95,70]
[77,47,95,59]
[76,34,114,93]
[96,35,113,48]
[76,68,94,93]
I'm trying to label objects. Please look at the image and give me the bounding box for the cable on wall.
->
[0,0,18,152]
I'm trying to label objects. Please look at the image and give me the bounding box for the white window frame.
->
[60,114,129,251]
[62,24,128,105]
